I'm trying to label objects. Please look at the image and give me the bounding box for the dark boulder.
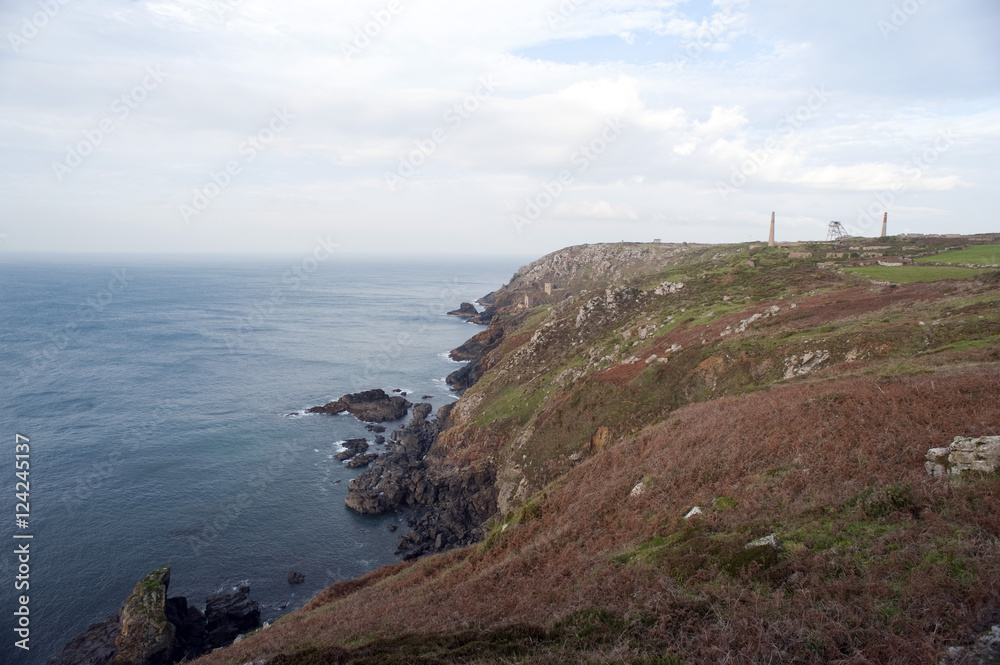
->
[411,403,433,424]
[287,571,305,584]
[334,438,369,461]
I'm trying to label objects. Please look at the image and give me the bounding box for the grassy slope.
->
[195,236,1000,665]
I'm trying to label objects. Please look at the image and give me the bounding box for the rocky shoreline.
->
[343,401,497,560]
[337,299,505,560]
[47,567,261,665]
[51,300,506,664]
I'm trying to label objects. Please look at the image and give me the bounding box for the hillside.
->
[196,234,1000,664]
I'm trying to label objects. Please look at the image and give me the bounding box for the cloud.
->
[553,201,640,220]
[0,0,996,255]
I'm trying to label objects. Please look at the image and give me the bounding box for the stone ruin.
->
[926,436,1000,479]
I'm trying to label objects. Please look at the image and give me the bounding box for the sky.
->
[1,0,998,257]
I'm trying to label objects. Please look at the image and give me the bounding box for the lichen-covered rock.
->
[926,436,1000,478]
[113,567,175,665]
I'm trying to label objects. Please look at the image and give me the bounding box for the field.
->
[846,264,993,283]
[916,244,1000,266]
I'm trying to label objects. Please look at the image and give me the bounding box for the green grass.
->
[915,244,1000,266]
[845,265,992,283]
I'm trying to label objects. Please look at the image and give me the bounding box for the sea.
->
[0,252,523,664]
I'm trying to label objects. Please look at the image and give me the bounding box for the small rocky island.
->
[307,388,411,422]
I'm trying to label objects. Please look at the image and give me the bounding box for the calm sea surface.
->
[0,253,522,663]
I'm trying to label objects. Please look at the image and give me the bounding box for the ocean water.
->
[0,253,521,663]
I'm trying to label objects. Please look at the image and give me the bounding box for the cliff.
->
[196,236,1000,663]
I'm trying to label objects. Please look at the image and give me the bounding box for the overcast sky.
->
[1,0,997,257]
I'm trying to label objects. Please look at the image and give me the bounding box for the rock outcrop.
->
[308,389,411,422]
[47,570,260,665]
[163,596,206,663]
[447,319,507,392]
[204,583,260,651]
[114,567,175,665]
[334,438,370,461]
[447,302,479,318]
[926,436,1000,478]
[345,453,378,468]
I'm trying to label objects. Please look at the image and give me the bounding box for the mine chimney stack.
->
[880,212,887,238]
[768,212,776,247]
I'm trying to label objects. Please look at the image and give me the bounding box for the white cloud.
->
[0,0,996,255]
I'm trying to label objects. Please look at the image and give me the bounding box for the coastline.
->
[40,261,513,665]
